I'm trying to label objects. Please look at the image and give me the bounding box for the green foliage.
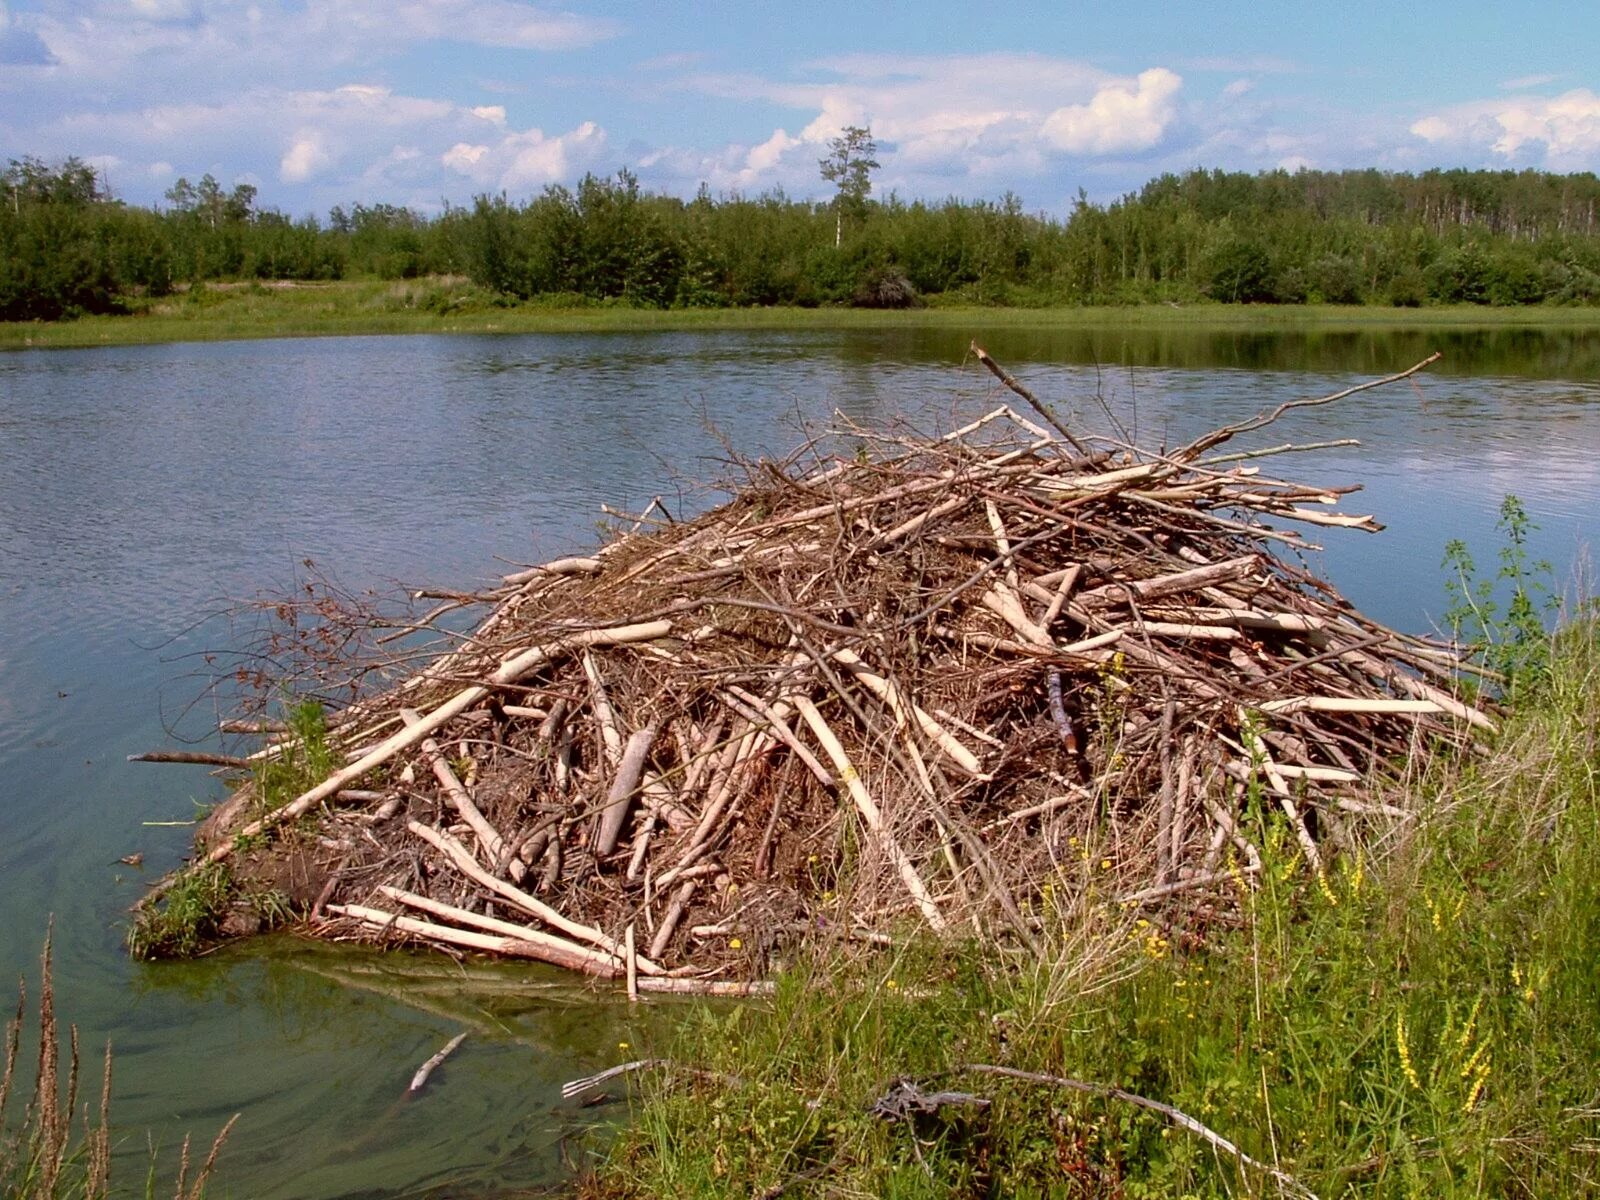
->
[598,626,1600,1199]
[1204,235,1275,302]
[9,157,1600,321]
[1441,493,1557,696]
[125,863,234,960]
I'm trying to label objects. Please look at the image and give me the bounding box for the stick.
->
[584,652,624,768]
[500,556,603,586]
[146,619,673,896]
[376,886,628,975]
[649,880,697,960]
[407,821,662,971]
[595,725,658,857]
[1070,557,1260,610]
[1116,865,1261,906]
[401,709,509,871]
[127,750,252,768]
[1173,353,1441,462]
[1040,563,1081,627]
[408,1032,468,1093]
[636,978,776,997]
[831,649,986,777]
[721,688,835,787]
[1258,696,1442,716]
[625,924,639,1002]
[969,342,1089,453]
[330,904,621,978]
[793,696,946,932]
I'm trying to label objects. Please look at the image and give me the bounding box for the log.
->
[330,903,621,978]
[595,726,658,857]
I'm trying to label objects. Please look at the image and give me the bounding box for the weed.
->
[1441,493,1556,696]
[251,698,333,815]
[1,931,236,1198]
[125,862,233,960]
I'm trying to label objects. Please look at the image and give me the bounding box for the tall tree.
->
[819,125,879,247]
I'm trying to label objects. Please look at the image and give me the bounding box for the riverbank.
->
[4,277,1600,351]
[588,624,1600,1198]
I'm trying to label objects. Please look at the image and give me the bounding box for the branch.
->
[953,1063,1321,1199]
[969,341,1090,453]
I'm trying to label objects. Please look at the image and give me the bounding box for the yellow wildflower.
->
[1396,1014,1422,1091]
[1465,1057,1491,1112]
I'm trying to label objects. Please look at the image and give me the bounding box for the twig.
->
[408,1031,468,1093]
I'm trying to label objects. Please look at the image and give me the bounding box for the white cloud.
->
[1502,73,1560,91]
[667,53,1187,198]
[470,105,506,125]
[441,120,608,190]
[1040,68,1182,155]
[1410,88,1600,166]
[741,128,799,180]
[14,1,618,96]
[40,79,603,209]
[125,0,201,21]
[318,1,621,52]
[1222,78,1254,99]
[280,132,331,182]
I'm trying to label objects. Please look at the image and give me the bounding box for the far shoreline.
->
[5,278,1600,352]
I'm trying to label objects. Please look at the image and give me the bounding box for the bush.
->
[1311,254,1365,304]
[851,266,918,308]
[1204,236,1275,303]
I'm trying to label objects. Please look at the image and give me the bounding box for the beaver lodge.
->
[133,346,1493,993]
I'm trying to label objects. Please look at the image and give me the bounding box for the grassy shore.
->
[4,277,1600,351]
[586,626,1600,1199]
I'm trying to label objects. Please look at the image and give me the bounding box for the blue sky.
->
[2,0,1597,217]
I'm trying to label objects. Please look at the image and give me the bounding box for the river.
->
[1,322,1596,1196]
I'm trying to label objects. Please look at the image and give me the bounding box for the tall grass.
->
[7,281,1600,351]
[594,623,1600,1198]
[0,933,235,1199]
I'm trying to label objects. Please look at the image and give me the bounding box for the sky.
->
[2,0,1599,218]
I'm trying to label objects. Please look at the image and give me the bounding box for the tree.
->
[4,156,101,212]
[819,125,879,247]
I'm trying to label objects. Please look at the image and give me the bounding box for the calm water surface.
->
[1,324,1597,1196]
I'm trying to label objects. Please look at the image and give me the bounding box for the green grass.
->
[127,699,330,960]
[4,278,1600,351]
[591,624,1600,1199]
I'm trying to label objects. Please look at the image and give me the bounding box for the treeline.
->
[5,155,1600,321]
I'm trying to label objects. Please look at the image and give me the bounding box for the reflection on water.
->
[0,325,1596,1196]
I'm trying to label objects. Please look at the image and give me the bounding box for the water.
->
[0,324,1596,1196]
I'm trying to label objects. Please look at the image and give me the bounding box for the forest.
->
[5,152,1600,322]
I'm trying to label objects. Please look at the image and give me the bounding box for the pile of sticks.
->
[140,349,1492,989]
